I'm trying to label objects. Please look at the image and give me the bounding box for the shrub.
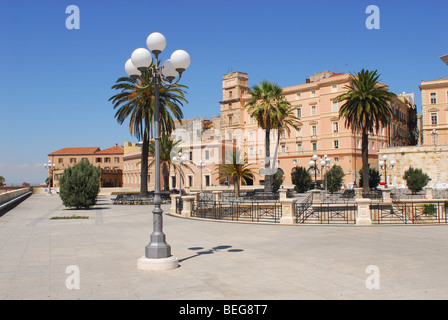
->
[358,168,381,190]
[403,167,430,194]
[59,160,101,209]
[423,204,436,215]
[325,165,345,193]
[272,170,284,193]
[291,166,312,193]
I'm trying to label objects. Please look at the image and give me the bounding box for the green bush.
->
[403,167,430,194]
[59,160,101,209]
[423,204,436,215]
[273,170,284,193]
[358,168,381,190]
[325,165,345,193]
[291,166,312,193]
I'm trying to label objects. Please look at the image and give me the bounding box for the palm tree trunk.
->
[264,128,273,193]
[140,130,149,196]
[361,129,369,192]
[162,163,170,192]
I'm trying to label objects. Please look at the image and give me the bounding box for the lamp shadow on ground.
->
[178,245,244,263]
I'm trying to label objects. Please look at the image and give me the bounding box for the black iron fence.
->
[372,200,448,224]
[191,200,282,223]
[296,202,357,224]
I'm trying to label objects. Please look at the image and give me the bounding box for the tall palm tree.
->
[245,80,293,193]
[334,69,395,192]
[109,66,187,195]
[148,135,188,192]
[215,150,255,198]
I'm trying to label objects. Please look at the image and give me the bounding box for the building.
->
[219,71,417,187]
[48,144,124,187]
[419,78,448,145]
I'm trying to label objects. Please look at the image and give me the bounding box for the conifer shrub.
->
[403,166,430,194]
[59,160,101,209]
[291,166,312,193]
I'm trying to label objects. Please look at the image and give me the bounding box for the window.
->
[312,143,317,151]
[333,101,338,112]
[430,92,437,104]
[332,84,337,93]
[205,150,210,160]
[58,158,63,164]
[205,175,210,186]
[334,140,339,149]
[188,176,193,187]
[281,130,286,139]
[293,159,297,165]
[189,151,193,161]
[249,132,254,142]
[431,112,438,125]
[114,157,119,163]
[297,107,302,118]
[311,105,317,115]
[250,115,254,124]
[312,126,317,136]
[228,116,232,125]
[96,158,102,163]
[311,90,316,97]
[333,122,339,133]
[281,145,286,153]
[81,157,88,163]
[229,91,233,98]
[334,157,339,163]
[105,157,110,163]
[249,147,254,155]
[297,143,302,152]
[229,103,232,108]
[297,127,302,137]
[297,92,301,100]
[70,158,76,164]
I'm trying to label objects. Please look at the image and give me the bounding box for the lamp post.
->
[173,152,186,196]
[308,154,319,189]
[127,32,190,270]
[196,160,206,192]
[44,161,55,195]
[379,155,395,188]
[320,155,331,194]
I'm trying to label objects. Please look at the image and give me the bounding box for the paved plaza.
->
[1,194,448,300]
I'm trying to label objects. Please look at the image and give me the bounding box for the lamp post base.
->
[137,256,178,271]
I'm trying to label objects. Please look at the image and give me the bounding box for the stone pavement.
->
[1,194,448,300]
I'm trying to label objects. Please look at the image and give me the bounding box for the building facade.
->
[48,144,124,188]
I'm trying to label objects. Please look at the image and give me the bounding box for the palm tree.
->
[148,135,188,192]
[215,150,255,198]
[0,176,5,187]
[334,69,395,192]
[109,66,187,195]
[245,80,291,193]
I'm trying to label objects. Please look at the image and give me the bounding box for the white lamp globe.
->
[390,160,396,167]
[309,160,315,167]
[147,32,166,55]
[125,59,141,77]
[379,160,384,167]
[170,50,190,72]
[320,160,326,166]
[382,155,388,161]
[161,59,178,81]
[312,154,318,161]
[131,48,152,70]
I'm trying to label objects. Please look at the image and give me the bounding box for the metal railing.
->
[371,200,448,224]
[191,200,282,223]
[296,200,357,224]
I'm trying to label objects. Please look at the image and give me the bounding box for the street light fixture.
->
[309,154,319,189]
[196,160,206,192]
[44,161,55,195]
[379,155,395,188]
[320,155,331,194]
[173,152,187,196]
[128,32,190,271]
[432,129,438,146]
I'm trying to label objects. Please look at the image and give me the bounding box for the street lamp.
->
[379,155,395,188]
[44,161,55,195]
[173,152,186,196]
[320,155,331,193]
[196,160,206,192]
[308,154,319,189]
[129,32,190,271]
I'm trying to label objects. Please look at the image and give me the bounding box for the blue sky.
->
[0,0,447,185]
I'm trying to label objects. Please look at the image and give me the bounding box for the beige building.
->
[48,144,124,187]
[419,78,448,145]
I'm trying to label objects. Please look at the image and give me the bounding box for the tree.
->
[358,168,381,190]
[59,160,101,209]
[148,135,187,191]
[215,150,255,198]
[0,176,5,186]
[272,170,284,193]
[291,166,312,193]
[245,80,294,193]
[403,167,430,194]
[109,65,187,196]
[325,165,345,193]
[334,69,396,192]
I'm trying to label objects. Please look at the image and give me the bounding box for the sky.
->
[0,0,447,185]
